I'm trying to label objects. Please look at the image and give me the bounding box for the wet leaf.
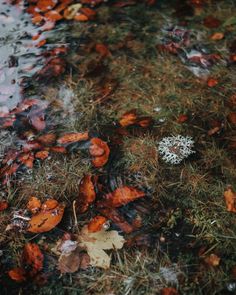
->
[0,200,8,211]
[8,267,26,282]
[77,175,96,213]
[97,186,145,208]
[57,132,89,144]
[44,10,62,22]
[204,253,221,267]
[89,137,110,167]
[28,201,65,233]
[37,0,57,12]
[224,186,236,213]
[27,196,41,214]
[87,216,107,233]
[23,243,44,276]
[78,225,125,269]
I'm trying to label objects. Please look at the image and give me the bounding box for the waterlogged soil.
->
[0,0,236,294]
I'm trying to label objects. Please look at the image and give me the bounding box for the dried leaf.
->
[77,175,96,213]
[204,253,221,266]
[0,200,8,211]
[87,216,107,233]
[89,138,110,167]
[27,196,41,214]
[57,132,89,144]
[224,186,236,213]
[97,186,145,208]
[23,243,44,276]
[8,267,26,282]
[58,247,81,273]
[78,225,125,269]
[28,202,65,233]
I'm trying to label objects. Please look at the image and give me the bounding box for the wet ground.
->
[0,0,236,294]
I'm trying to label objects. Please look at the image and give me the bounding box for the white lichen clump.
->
[158,135,195,164]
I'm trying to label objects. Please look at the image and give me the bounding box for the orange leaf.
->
[204,253,221,267]
[41,199,59,211]
[37,0,57,12]
[35,150,49,160]
[95,43,111,57]
[27,196,42,214]
[80,7,96,19]
[224,186,236,213]
[177,114,188,123]
[74,13,89,22]
[8,267,26,282]
[28,202,65,233]
[87,216,107,233]
[23,243,44,276]
[77,175,96,213]
[119,110,137,127]
[57,132,89,144]
[0,200,8,211]
[89,138,110,167]
[50,146,67,153]
[210,32,224,40]
[97,186,145,208]
[207,78,218,87]
[137,117,153,127]
[37,133,56,145]
[44,10,63,21]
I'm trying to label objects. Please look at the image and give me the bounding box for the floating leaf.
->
[28,201,65,233]
[78,225,125,269]
[97,186,145,208]
[224,186,236,213]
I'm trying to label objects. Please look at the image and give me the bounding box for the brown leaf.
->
[203,16,221,28]
[161,288,179,295]
[57,132,89,144]
[23,243,44,276]
[228,112,236,125]
[8,267,26,282]
[224,186,236,213]
[89,138,110,167]
[37,133,56,145]
[28,202,65,233]
[58,247,82,274]
[88,216,107,233]
[77,175,96,213]
[97,186,145,208]
[95,43,111,57]
[27,196,42,214]
[0,200,8,211]
[204,253,221,267]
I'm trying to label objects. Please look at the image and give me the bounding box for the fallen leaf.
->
[27,196,42,214]
[203,16,221,28]
[224,186,236,213]
[74,13,88,21]
[207,78,218,87]
[0,200,8,211]
[58,247,83,273]
[41,199,59,211]
[95,43,111,57]
[35,150,49,160]
[228,112,236,125]
[78,225,125,269]
[28,201,65,233]
[88,216,107,233]
[119,110,137,127]
[161,288,179,295]
[8,267,26,282]
[63,3,82,19]
[76,175,96,213]
[97,186,145,208]
[204,253,221,266]
[57,132,89,144]
[37,133,56,145]
[177,114,188,123]
[37,0,57,12]
[210,32,224,40]
[23,243,44,276]
[89,138,110,167]
[44,10,62,21]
